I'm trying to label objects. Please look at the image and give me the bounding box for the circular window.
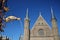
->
[38,29,44,36]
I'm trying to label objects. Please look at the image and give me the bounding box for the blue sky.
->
[1,0,60,40]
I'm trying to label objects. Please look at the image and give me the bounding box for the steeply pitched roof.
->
[31,12,51,32]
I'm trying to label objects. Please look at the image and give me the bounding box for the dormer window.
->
[38,22,43,26]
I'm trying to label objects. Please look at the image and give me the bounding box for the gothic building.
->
[20,8,60,40]
[0,35,9,40]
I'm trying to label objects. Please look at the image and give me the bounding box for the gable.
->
[31,15,52,36]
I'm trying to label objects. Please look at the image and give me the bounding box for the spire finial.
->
[51,7,55,18]
[39,12,42,16]
[26,8,29,19]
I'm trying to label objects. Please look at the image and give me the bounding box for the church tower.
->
[51,8,59,40]
[24,8,30,40]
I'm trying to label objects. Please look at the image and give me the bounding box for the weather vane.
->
[0,0,20,32]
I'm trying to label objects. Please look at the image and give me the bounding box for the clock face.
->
[38,29,44,36]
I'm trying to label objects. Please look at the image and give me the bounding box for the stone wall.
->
[30,36,54,40]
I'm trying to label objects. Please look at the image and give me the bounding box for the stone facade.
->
[20,8,60,40]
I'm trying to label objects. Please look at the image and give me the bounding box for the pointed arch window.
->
[38,29,44,36]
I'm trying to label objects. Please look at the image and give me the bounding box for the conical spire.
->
[51,7,55,19]
[26,8,29,19]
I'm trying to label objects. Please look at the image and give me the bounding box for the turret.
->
[51,8,59,40]
[24,8,30,40]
